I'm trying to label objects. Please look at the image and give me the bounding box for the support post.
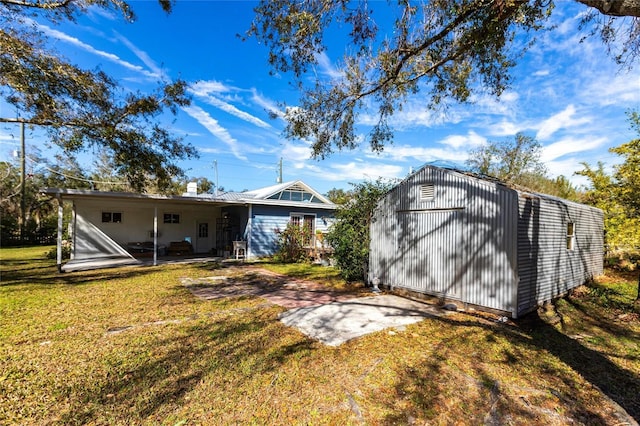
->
[153,207,158,266]
[56,196,63,272]
[246,204,252,259]
[20,122,26,244]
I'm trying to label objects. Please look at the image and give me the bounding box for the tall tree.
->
[610,111,640,218]
[466,133,546,183]
[249,1,639,158]
[0,0,198,191]
[577,112,640,303]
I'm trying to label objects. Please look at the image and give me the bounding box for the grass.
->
[1,246,639,425]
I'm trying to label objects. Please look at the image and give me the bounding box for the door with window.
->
[291,213,315,247]
[196,221,211,254]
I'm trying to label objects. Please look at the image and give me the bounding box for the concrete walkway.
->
[183,268,448,346]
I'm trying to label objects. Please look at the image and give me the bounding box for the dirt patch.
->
[182,267,364,309]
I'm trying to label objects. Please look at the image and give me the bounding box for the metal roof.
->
[42,180,337,210]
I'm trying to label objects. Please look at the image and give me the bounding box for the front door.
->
[196,221,211,254]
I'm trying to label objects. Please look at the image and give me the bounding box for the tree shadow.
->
[382,310,639,425]
[56,310,316,424]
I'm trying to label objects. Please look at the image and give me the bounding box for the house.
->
[44,181,336,272]
[368,165,603,318]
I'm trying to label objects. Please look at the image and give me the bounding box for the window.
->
[290,213,315,246]
[566,222,575,250]
[420,183,435,201]
[163,213,180,224]
[267,183,325,203]
[198,223,209,238]
[102,212,122,223]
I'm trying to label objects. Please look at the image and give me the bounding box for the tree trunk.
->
[636,269,640,305]
[576,0,640,17]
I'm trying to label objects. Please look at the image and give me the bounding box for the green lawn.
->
[1,246,639,425]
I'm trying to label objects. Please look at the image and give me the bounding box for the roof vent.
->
[420,184,434,201]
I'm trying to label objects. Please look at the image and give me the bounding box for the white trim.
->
[153,207,158,266]
[247,204,253,259]
[56,196,63,272]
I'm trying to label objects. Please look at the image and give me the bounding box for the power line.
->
[25,155,127,186]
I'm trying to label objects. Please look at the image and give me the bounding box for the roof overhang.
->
[42,188,337,210]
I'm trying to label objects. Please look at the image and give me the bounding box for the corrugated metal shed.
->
[369,165,603,318]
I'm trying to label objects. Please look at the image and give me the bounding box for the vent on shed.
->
[420,184,435,201]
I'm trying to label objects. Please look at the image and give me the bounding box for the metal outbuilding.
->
[368,165,603,318]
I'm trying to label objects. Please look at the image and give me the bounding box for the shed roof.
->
[407,164,601,213]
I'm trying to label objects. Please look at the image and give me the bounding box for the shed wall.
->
[369,167,520,314]
[516,195,604,315]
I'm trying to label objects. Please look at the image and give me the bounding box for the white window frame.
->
[566,222,575,251]
[290,213,316,247]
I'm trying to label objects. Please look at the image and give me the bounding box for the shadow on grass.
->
[57,310,316,425]
[384,311,639,425]
[0,256,223,288]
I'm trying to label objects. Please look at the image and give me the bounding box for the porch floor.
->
[60,254,224,272]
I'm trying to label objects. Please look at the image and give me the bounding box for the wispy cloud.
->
[541,136,608,162]
[316,51,343,80]
[536,105,592,140]
[114,32,166,79]
[438,131,486,150]
[328,161,405,182]
[33,21,159,79]
[188,81,272,129]
[372,144,469,164]
[182,105,247,160]
[251,89,283,119]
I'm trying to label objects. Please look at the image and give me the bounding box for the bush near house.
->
[273,222,310,263]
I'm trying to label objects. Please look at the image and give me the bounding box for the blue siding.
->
[249,205,334,257]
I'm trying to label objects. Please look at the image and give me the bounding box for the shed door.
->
[396,210,460,299]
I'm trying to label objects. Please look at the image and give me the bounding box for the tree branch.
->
[0,0,73,9]
[575,0,640,17]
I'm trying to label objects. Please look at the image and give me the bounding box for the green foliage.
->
[325,187,349,205]
[325,179,394,282]
[0,0,197,192]
[274,222,310,263]
[577,112,640,253]
[45,241,71,260]
[466,133,546,183]
[249,1,638,158]
[465,133,580,199]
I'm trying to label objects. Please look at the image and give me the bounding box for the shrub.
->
[45,241,71,260]
[273,222,309,263]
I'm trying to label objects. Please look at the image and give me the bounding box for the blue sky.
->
[1,1,638,195]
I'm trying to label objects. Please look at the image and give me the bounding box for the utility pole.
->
[214,160,219,195]
[20,122,26,244]
[277,157,283,183]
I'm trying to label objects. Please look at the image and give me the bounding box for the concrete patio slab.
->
[278,294,446,346]
[183,268,449,346]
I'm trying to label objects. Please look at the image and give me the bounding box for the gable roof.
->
[223,180,332,204]
[404,164,600,213]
